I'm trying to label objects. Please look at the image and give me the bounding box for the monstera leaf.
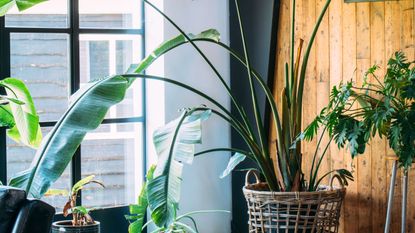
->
[9,29,220,198]
[147,109,211,228]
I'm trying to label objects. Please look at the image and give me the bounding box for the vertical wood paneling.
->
[401,1,415,232]
[329,1,344,230]
[370,2,387,233]
[316,0,331,183]
[356,4,372,232]
[271,1,414,233]
[342,2,358,233]
[302,0,317,180]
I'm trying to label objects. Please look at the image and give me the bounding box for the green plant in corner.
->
[305,51,415,170]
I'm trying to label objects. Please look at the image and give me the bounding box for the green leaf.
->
[71,175,104,194]
[9,75,131,198]
[0,105,15,128]
[147,109,211,228]
[0,78,42,148]
[0,0,15,16]
[0,0,46,16]
[127,165,156,233]
[44,189,69,197]
[220,153,246,179]
[0,95,25,105]
[8,29,217,198]
[133,29,220,74]
[73,206,89,215]
[15,0,47,11]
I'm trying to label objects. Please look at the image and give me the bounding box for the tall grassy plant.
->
[142,0,336,192]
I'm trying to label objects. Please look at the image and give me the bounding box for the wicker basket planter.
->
[243,171,346,233]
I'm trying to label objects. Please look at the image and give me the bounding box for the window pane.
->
[10,33,70,122]
[81,123,143,208]
[79,34,143,118]
[7,127,71,212]
[5,0,68,28]
[79,0,142,29]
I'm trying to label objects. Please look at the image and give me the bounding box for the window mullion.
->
[0,16,10,184]
[69,0,82,205]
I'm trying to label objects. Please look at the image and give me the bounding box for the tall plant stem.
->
[290,0,296,94]
[296,0,331,136]
[132,34,285,189]
[197,107,279,190]
[193,39,285,160]
[234,0,268,157]
[123,74,260,152]
[123,73,280,188]
[143,0,256,142]
[310,137,333,191]
[308,125,328,190]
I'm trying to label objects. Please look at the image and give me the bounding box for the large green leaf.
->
[9,75,131,198]
[126,165,155,233]
[8,27,218,198]
[0,0,47,16]
[0,78,42,148]
[147,109,211,228]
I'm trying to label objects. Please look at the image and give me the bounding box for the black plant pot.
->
[51,220,100,233]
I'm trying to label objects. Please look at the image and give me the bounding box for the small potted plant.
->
[51,175,104,233]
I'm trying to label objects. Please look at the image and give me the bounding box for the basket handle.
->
[245,170,260,186]
[330,174,345,190]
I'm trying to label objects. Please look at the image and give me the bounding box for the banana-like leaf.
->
[0,78,42,148]
[127,165,155,233]
[9,75,131,198]
[133,29,219,74]
[0,0,47,16]
[220,153,246,179]
[9,28,218,198]
[147,109,211,228]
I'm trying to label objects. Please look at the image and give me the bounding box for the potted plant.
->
[51,175,104,233]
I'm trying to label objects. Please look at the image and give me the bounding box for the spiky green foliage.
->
[305,51,415,169]
[141,0,351,192]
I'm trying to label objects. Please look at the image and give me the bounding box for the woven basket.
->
[243,170,346,233]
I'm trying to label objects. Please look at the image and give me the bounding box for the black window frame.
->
[0,1,147,230]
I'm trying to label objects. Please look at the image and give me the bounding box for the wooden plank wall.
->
[270,0,414,232]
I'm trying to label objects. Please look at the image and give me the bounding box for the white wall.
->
[146,0,232,232]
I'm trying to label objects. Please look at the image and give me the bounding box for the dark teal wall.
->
[230,1,279,232]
